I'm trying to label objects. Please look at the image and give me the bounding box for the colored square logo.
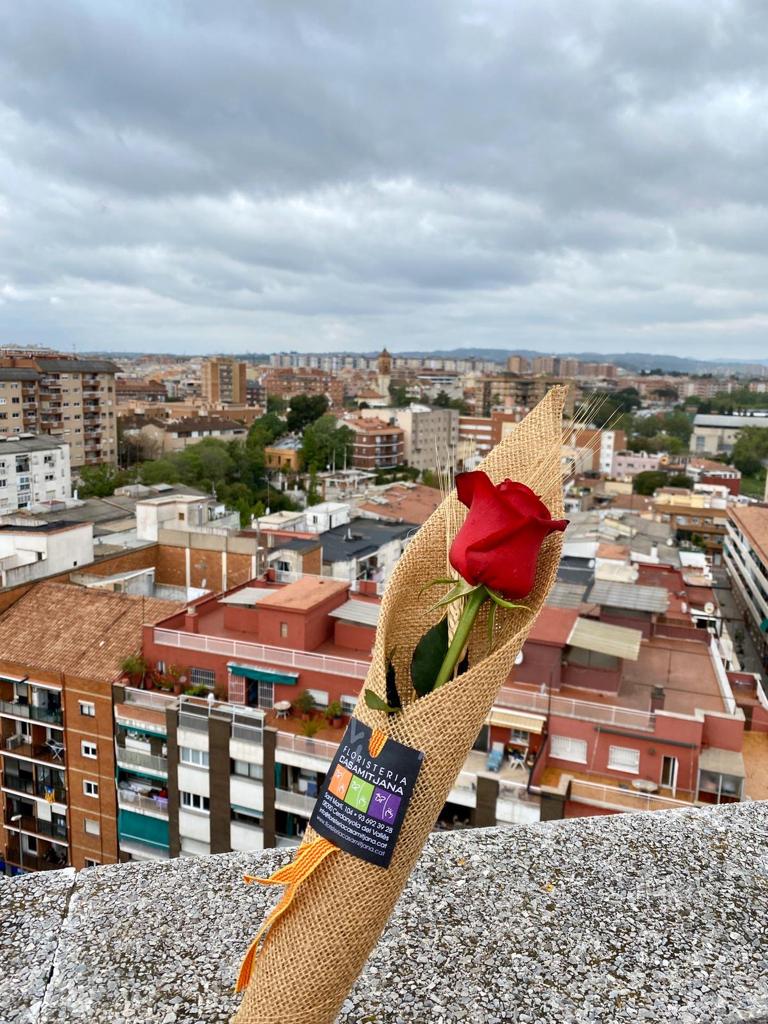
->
[328,765,352,800]
[369,787,401,824]
[344,775,374,813]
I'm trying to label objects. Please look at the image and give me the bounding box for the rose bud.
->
[449,471,568,601]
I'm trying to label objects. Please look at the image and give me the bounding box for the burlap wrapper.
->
[233,385,566,1024]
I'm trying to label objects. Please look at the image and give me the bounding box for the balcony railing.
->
[276,731,339,763]
[153,629,370,680]
[495,686,656,732]
[3,841,68,872]
[117,791,169,817]
[3,738,65,764]
[2,772,66,803]
[115,747,168,777]
[0,698,63,727]
[568,780,692,813]
[274,787,317,817]
[5,812,68,842]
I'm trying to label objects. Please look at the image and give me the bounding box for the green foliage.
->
[120,654,146,679]
[77,463,130,498]
[266,395,287,414]
[286,394,329,433]
[388,384,409,406]
[301,416,353,471]
[324,700,344,720]
[300,718,322,737]
[731,426,768,477]
[421,469,440,488]
[433,390,470,414]
[293,690,316,714]
[410,618,449,697]
[668,474,694,488]
[633,471,670,496]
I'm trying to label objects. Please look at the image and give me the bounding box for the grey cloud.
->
[1,1,768,356]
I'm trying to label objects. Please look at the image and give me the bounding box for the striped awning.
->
[487,707,545,734]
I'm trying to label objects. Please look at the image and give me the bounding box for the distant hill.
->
[394,348,768,373]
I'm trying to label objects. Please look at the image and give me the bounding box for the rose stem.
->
[432,585,488,690]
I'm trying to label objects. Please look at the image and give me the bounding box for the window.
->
[181,791,210,813]
[180,746,209,768]
[81,740,97,759]
[308,688,329,708]
[190,667,215,689]
[79,701,96,718]
[341,694,357,715]
[257,679,274,709]
[232,759,263,780]
[607,745,640,774]
[549,735,588,764]
[280,622,289,638]
[84,818,100,836]
[84,858,100,868]
[83,780,99,798]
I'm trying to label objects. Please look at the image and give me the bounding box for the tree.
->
[300,416,353,471]
[389,384,409,406]
[266,395,287,414]
[668,474,694,488]
[247,412,284,451]
[421,469,440,488]
[77,463,128,498]
[286,394,329,433]
[633,471,669,496]
[731,427,768,477]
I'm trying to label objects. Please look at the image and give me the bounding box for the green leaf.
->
[363,688,401,714]
[419,577,458,596]
[385,657,401,711]
[411,617,449,697]
[487,589,530,612]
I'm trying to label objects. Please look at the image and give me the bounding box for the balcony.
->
[0,698,63,728]
[3,737,65,765]
[5,812,68,843]
[3,839,68,873]
[115,746,168,778]
[117,790,169,818]
[2,771,66,804]
[495,685,656,732]
[274,787,317,818]
[275,730,339,766]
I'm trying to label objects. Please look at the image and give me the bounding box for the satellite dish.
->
[514,651,524,666]
[704,601,715,615]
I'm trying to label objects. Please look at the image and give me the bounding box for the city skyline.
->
[2,3,768,357]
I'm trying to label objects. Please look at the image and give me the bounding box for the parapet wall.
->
[3,802,768,1023]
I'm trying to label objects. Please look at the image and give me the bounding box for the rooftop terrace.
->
[4,803,767,1023]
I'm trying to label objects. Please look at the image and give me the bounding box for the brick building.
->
[201,358,247,406]
[0,582,180,874]
[344,417,404,469]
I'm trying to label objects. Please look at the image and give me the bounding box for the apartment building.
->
[201,358,247,406]
[0,520,93,589]
[653,488,732,562]
[0,368,41,434]
[724,506,768,672]
[344,417,404,469]
[0,435,71,511]
[0,354,120,468]
[0,582,180,875]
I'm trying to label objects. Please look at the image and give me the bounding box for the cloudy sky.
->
[1,1,767,358]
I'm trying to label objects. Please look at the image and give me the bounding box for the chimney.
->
[650,686,665,712]
[184,606,199,633]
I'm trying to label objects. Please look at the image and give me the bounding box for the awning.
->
[329,599,380,627]
[698,747,745,778]
[228,663,298,686]
[487,707,545,734]
[567,617,642,661]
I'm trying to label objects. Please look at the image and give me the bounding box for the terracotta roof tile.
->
[0,582,182,681]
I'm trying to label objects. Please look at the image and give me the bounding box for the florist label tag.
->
[310,718,424,869]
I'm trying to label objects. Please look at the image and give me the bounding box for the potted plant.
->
[120,654,147,687]
[293,690,315,722]
[300,718,321,739]
[324,700,344,729]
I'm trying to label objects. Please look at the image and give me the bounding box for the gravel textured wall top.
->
[2,802,767,1024]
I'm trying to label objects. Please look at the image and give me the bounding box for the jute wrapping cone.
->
[233,385,566,1024]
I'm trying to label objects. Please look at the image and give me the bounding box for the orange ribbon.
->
[235,836,339,992]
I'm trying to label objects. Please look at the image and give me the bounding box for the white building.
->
[692,414,768,457]
[135,495,240,542]
[0,435,71,512]
[0,520,94,588]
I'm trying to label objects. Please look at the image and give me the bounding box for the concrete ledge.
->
[3,803,768,1023]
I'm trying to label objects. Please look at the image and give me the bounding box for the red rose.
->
[449,471,567,600]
